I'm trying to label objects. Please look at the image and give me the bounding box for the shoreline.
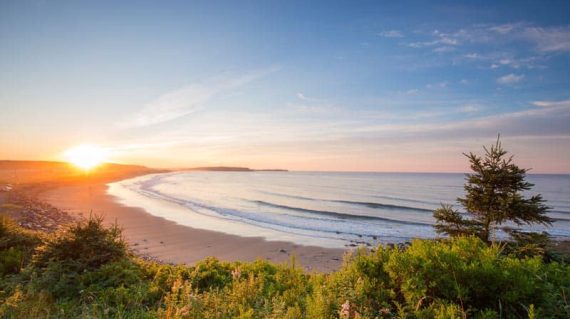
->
[6,169,569,272]
[38,179,346,272]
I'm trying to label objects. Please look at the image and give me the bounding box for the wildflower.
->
[232,267,242,280]
[340,300,351,318]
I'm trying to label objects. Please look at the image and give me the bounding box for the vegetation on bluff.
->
[1,216,569,318]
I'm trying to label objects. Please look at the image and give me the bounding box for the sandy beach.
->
[39,179,345,272]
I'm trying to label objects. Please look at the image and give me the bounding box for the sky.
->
[1,0,569,173]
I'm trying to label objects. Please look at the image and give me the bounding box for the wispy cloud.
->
[118,67,280,128]
[497,73,524,85]
[458,104,481,114]
[297,92,312,101]
[407,29,460,48]
[107,97,570,172]
[433,46,455,53]
[353,99,570,141]
[522,26,570,53]
[464,53,481,59]
[406,23,569,72]
[378,30,403,38]
[463,52,544,70]
[532,99,570,108]
[488,23,523,35]
[290,93,340,114]
[426,81,448,89]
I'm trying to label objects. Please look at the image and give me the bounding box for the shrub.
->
[32,216,127,271]
[307,247,395,318]
[384,237,569,318]
[0,216,41,276]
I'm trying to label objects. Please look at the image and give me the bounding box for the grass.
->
[1,216,569,318]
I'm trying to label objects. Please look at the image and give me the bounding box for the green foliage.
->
[0,216,41,276]
[32,216,127,271]
[385,237,558,317]
[434,137,552,244]
[1,217,569,318]
[503,230,552,260]
[158,259,311,318]
[308,237,570,318]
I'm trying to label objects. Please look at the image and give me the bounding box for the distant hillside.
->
[0,160,161,184]
[185,166,288,172]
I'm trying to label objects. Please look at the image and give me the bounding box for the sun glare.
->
[64,144,107,170]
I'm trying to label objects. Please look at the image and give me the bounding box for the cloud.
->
[497,73,524,85]
[438,37,458,45]
[407,29,461,48]
[433,46,455,53]
[118,67,280,128]
[378,30,403,38]
[107,97,570,172]
[407,23,570,70]
[296,92,324,103]
[488,23,521,35]
[464,53,480,59]
[481,24,570,53]
[532,99,570,108]
[522,26,570,53]
[458,104,480,113]
[426,81,448,89]
[499,58,516,67]
[353,100,570,142]
[460,50,543,70]
[290,93,339,114]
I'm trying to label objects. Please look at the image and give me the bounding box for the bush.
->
[32,216,127,271]
[308,237,570,318]
[0,216,41,276]
[384,237,548,317]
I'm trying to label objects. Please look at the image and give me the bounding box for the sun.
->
[64,144,107,170]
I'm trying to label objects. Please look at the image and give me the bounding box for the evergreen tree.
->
[433,137,552,243]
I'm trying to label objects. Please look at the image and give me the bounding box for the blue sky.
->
[1,0,569,172]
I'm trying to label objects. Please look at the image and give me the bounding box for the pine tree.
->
[433,137,552,243]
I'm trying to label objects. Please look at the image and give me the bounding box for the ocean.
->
[108,171,570,248]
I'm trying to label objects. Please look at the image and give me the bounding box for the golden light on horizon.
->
[63,144,107,170]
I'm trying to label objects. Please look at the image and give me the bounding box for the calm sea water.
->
[108,172,570,248]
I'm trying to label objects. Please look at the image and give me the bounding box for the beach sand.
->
[39,181,345,272]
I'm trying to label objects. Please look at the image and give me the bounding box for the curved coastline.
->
[107,172,441,248]
[39,173,346,272]
[38,170,570,272]
[106,171,570,248]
